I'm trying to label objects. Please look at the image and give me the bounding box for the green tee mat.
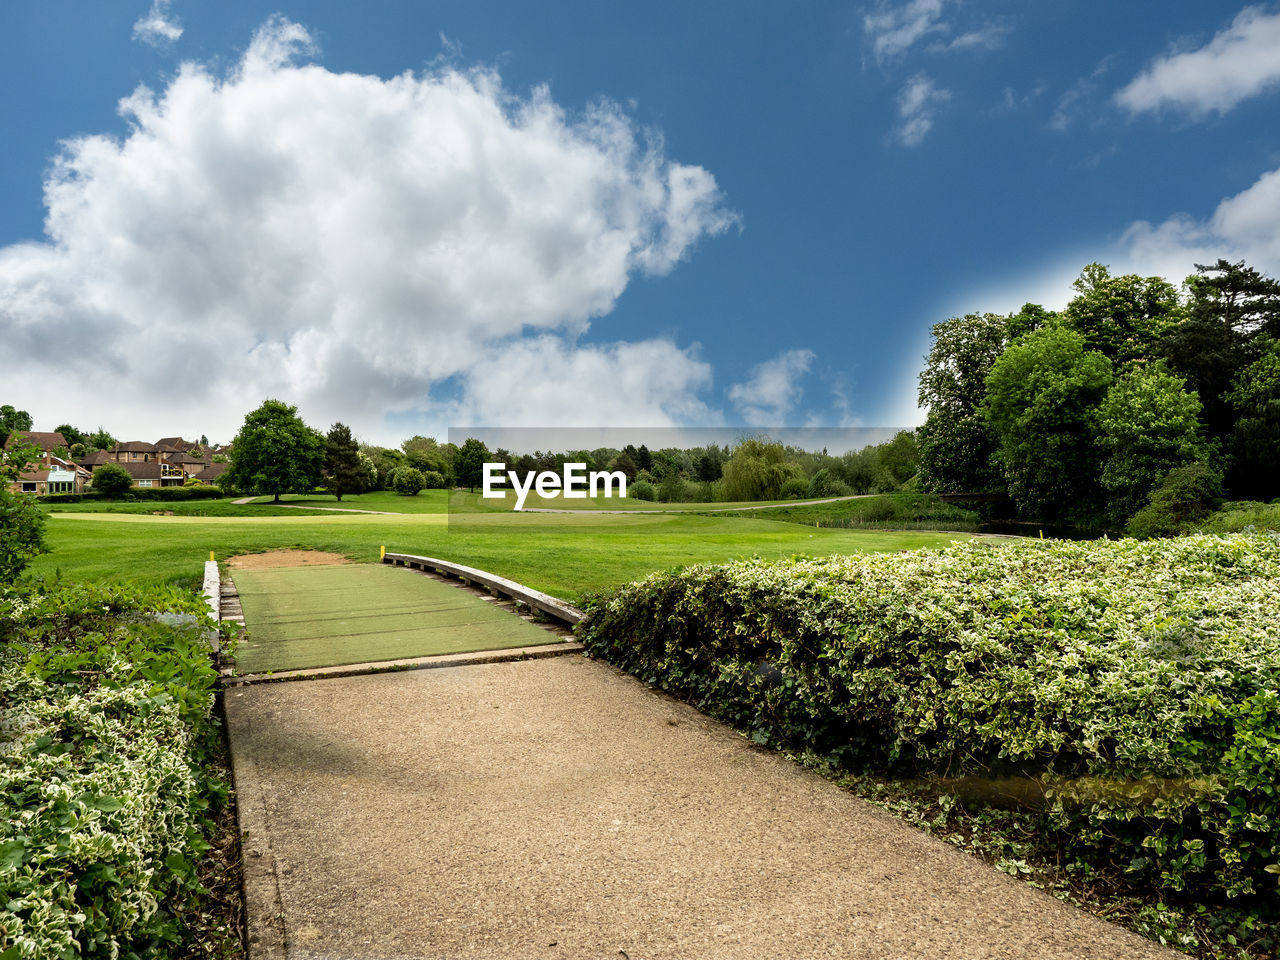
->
[231,563,560,674]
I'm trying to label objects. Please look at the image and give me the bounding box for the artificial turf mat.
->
[231,563,561,673]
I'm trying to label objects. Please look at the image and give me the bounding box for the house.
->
[3,430,68,454]
[9,451,90,495]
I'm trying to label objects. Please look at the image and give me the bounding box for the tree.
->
[0,439,47,579]
[454,438,490,492]
[92,463,133,499]
[982,325,1113,521]
[721,438,802,501]
[1159,260,1280,445]
[1225,337,1280,500]
[402,435,452,482]
[872,431,920,491]
[916,312,1010,493]
[323,422,365,501]
[0,405,33,447]
[1062,263,1183,370]
[392,467,425,496]
[610,451,639,481]
[224,400,325,503]
[1096,365,1209,522]
[54,424,85,449]
[89,427,117,452]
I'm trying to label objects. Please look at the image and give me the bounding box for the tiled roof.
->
[156,437,194,451]
[80,451,110,466]
[115,441,159,453]
[119,461,163,480]
[195,463,228,481]
[4,431,67,451]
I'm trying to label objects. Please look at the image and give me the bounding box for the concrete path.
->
[225,656,1176,960]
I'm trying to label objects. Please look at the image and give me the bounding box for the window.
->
[21,482,37,493]
[137,480,153,488]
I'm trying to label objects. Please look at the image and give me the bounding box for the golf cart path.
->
[225,655,1177,959]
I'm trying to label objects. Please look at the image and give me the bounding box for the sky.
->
[2,1,1279,446]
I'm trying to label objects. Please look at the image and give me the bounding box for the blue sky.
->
[2,2,1279,444]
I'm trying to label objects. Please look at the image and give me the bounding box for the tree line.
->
[916,259,1280,534]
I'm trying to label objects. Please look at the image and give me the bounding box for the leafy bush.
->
[629,479,656,501]
[392,466,425,496]
[421,470,446,490]
[91,463,134,499]
[1126,461,1224,539]
[124,487,224,502]
[720,493,979,531]
[807,468,853,499]
[578,534,1280,902]
[0,579,224,958]
[0,443,46,580]
[779,477,809,500]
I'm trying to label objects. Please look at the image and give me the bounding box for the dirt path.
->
[520,493,877,514]
[225,656,1176,960]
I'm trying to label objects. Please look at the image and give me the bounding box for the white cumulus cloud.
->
[133,0,182,46]
[728,349,815,426]
[0,17,737,443]
[1121,164,1280,279]
[1115,6,1280,117]
[896,72,950,146]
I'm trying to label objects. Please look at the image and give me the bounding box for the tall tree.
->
[454,437,491,492]
[324,422,365,501]
[54,424,85,449]
[982,325,1113,521]
[1225,337,1280,500]
[916,312,1009,493]
[0,405,33,447]
[1061,263,1183,370]
[1096,365,1209,522]
[224,400,325,503]
[1161,260,1280,443]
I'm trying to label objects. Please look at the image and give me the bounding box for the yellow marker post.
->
[380,545,386,560]
[209,550,215,561]
[1039,529,1044,539]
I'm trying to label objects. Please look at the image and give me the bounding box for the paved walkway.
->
[225,656,1176,960]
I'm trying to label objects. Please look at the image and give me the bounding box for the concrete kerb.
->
[382,552,584,626]
[202,559,221,656]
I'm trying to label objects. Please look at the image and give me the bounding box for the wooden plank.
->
[382,553,584,626]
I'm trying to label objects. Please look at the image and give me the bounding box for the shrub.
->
[0,442,46,579]
[629,479,656,501]
[91,463,133,499]
[578,534,1280,902]
[392,467,425,496]
[779,477,809,500]
[0,578,224,957]
[1126,461,1224,539]
[807,468,853,499]
[422,470,446,490]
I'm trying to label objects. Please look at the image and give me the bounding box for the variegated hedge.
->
[0,581,223,959]
[578,534,1280,902]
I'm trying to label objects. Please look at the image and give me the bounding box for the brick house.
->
[3,431,92,495]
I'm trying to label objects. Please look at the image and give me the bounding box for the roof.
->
[118,461,163,480]
[4,431,67,451]
[80,451,110,466]
[156,437,194,451]
[195,463,228,481]
[114,440,159,453]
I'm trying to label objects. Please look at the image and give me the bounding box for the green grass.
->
[713,493,982,531]
[41,498,336,517]
[246,489,449,513]
[231,564,559,673]
[34,509,970,603]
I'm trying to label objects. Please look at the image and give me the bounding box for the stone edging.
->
[382,553,584,626]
